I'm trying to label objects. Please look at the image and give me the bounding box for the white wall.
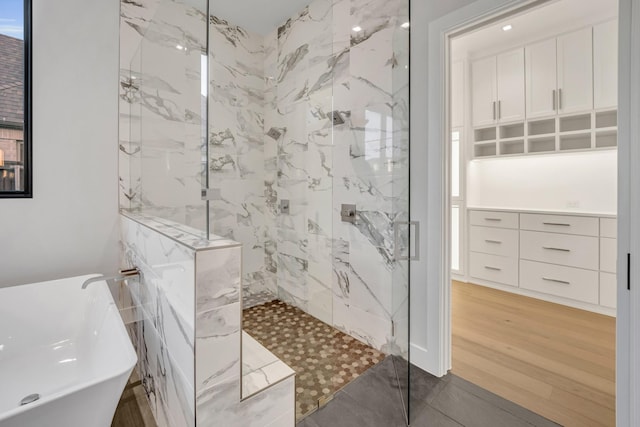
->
[410,0,479,371]
[467,151,618,214]
[0,0,120,287]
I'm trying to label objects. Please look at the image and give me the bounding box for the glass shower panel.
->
[209,0,411,423]
[391,0,411,423]
[207,0,340,420]
[132,0,209,237]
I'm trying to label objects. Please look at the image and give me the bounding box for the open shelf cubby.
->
[500,123,525,139]
[475,127,497,142]
[560,114,591,132]
[596,130,618,148]
[474,143,497,157]
[500,140,525,155]
[471,110,618,159]
[528,118,555,136]
[560,133,591,151]
[596,110,618,128]
[528,136,556,153]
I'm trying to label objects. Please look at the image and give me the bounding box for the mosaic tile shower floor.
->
[242,300,386,422]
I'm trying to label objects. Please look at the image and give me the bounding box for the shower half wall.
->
[208,0,409,354]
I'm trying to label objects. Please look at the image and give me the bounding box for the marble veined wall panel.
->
[120,215,196,427]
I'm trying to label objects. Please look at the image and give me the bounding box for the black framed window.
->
[0,0,31,198]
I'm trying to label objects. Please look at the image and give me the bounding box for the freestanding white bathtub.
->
[0,275,137,427]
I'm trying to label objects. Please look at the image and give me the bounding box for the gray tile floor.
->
[298,356,559,427]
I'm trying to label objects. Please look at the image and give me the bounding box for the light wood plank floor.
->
[452,280,615,427]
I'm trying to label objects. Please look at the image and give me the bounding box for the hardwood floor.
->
[452,280,615,427]
[112,371,157,427]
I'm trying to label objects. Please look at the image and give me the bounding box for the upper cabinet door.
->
[471,56,497,127]
[594,19,618,110]
[526,38,557,119]
[451,60,465,128]
[557,27,593,114]
[497,48,525,123]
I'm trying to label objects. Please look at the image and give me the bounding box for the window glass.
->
[0,0,30,197]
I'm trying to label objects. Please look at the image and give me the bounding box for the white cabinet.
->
[600,272,617,308]
[520,213,599,236]
[526,28,595,118]
[471,56,497,127]
[520,260,599,305]
[520,230,599,270]
[557,27,593,114]
[469,210,519,229]
[467,210,617,315]
[594,19,618,110]
[470,226,518,257]
[470,252,518,287]
[497,49,526,123]
[468,211,519,287]
[471,49,525,127]
[525,38,558,119]
[600,238,617,273]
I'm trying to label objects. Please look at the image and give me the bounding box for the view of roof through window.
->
[0,0,25,192]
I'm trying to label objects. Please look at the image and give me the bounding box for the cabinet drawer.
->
[600,272,617,309]
[520,230,598,269]
[600,218,617,238]
[470,226,519,257]
[520,260,599,304]
[469,210,518,229]
[520,213,598,236]
[600,238,617,273]
[469,252,518,287]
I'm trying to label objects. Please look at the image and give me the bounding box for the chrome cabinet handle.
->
[543,246,571,252]
[543,277,570,285]
[485,218,502,222]
[498,100,501,119]
[394,221,420,261]
[484,266,502,271]
[485,239,502,244]
[543,222,570,227]
[558,88,563,110]
[493,101,496,120]
[552,90,556,111]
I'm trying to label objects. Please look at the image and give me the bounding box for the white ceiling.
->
[210,0,313,35]
[452,0,618,60]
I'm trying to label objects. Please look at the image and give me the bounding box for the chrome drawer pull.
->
[542,277,570,285]
[485,239,502,244]
[485,218,502,222]
[484,266,502,271]
[543,246,571,252]
[543,222,571,226]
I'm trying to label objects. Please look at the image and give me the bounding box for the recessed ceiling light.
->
[401,22,410,29]
[352,26,362,32]
[502,24,513,32]
[176,44,184,50]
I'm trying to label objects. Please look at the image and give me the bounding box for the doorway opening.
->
[447,0,618,425]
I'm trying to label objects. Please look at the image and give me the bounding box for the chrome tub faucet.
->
[81,268,141,289]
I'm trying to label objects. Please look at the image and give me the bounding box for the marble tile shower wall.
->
[121,214,293,427]
[208,0,408,355]
[119,0,208,232]
[195,247,296,427]
[120,216,196,427]
[207,17,276,299]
